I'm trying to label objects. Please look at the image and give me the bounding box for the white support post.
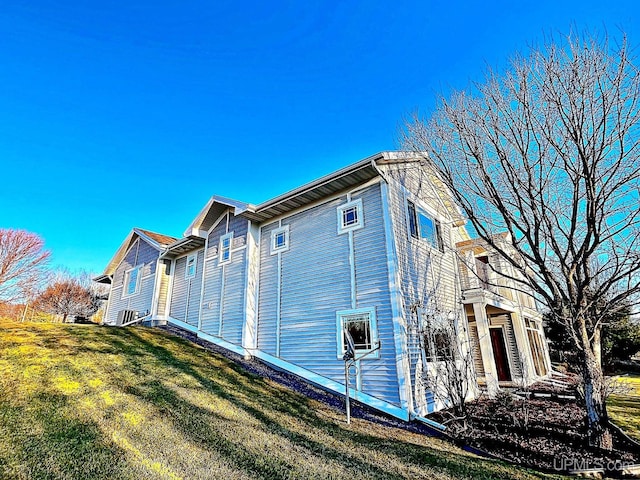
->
[472,302,499,396]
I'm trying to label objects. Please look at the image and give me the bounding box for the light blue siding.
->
[105,237,159,324]
[257,222,278,355]
[169,249,204,327]
[352,186,400,401]
[199,212,248,344]
[256,183,401,406]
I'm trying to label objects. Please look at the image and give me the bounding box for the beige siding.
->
[379,163,463,413]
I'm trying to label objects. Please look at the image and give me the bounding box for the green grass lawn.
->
[608,373,640,442]
[0,319,564,480]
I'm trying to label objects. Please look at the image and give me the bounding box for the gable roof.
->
[183,195,250,238]
[93,228,177,284]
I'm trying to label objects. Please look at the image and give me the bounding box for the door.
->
[490,327,512,382]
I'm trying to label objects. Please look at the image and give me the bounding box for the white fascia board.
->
[197,331,248,357]
[132,228,163,251]
[184,196,249,238]
[167,317,199,334]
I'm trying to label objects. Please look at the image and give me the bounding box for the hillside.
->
[0,319,563,479]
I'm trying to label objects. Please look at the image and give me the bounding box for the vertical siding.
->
[257,183,401,406]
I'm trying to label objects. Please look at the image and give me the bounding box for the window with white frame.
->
[219,233,233,264]
[407,199,444,252]
[337,199,363,233]
[423,312,456,362]
[123,265,141,297]
[185,254,197,278]
[336,307,379,359]
[270,225,289,254]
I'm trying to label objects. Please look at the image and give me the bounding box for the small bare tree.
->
[403,31,640,449]
[420,304,478,431]
[0,229,50,302]
[36,273,100,323]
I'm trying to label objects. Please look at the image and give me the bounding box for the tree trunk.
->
[578,322,613,450]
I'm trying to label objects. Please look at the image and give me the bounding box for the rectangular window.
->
[337,199,363,233]
[423,313,455,362]
[407,200,444,252]
[185,254,197,278]
[336,307,379,359]
[219,233,233,264]
[270,225,289,254]
[123,266,141,297]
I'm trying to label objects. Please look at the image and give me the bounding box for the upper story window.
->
[219,233,233,264]
[123,265,141,297]
[337,199,363,234]
[407,199,444,252]
[270,225,289,255]
[185,254,197,278]
[336,307,379,359]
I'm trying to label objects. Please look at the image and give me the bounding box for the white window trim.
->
[185,253,197,279]
[335,307,379,360]
[270,225,290,255]
[219,232,233,265]
[337,198,364,234]
[404,195,444,252]
[122,265,142,299]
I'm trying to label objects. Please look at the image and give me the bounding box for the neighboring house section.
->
[94,228,177,325]
[95,152,552,422]
[456,236,552,394]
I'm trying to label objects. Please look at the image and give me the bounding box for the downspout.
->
[372,159,447,432]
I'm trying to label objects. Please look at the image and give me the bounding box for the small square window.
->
[336,307,379,359]
[185,254,197,278]
[270,226,289,254]
[337,199,363,234]
[219,233,233,264]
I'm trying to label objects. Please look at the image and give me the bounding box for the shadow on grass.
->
[1,321,560,479]
[116,327,556,479]
[0,392,131,480]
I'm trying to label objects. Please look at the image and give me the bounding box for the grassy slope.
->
[0,319,563,480]
[608,373,640,442]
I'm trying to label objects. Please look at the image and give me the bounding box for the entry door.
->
[490,327,512,382]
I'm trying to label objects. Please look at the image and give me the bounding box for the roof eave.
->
[241,152,386,222]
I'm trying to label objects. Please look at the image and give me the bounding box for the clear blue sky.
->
[0,1,638,276]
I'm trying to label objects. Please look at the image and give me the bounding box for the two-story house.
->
[95,152,552,422]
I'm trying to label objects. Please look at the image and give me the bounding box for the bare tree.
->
[419,304,478,431]
[0,229,50,302]
[403,32,640,449]
[36,274,99,323]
